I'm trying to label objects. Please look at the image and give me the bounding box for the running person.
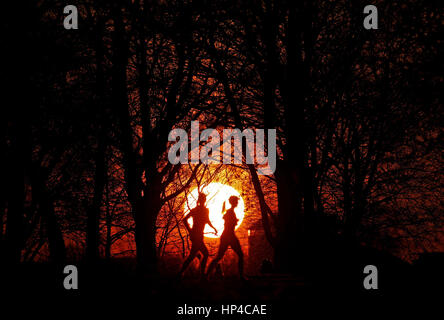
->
[179,192,218,277]
[206,196,244,279]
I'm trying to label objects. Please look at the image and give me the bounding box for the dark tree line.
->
[1,0,442,278]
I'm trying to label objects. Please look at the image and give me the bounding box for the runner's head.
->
[197,192,207,206]
[228,196,239,208]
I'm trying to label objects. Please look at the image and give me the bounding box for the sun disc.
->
[185,183,245,238]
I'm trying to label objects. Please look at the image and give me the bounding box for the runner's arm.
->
[208,220,218,235]
[207,210,218,234]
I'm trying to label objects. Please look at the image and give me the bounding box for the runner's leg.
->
[230,236,244,277]
[179,243,198,276]
[206,236,229,276]
[199,242,209,276]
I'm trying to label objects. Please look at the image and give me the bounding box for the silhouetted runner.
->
[206,196,244,279]
[179,192,218,277]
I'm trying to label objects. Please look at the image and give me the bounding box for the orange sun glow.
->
[185,183,245,238]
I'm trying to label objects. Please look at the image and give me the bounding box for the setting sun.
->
[185,183,245,238]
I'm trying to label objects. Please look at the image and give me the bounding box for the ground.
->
[2,255,443,318]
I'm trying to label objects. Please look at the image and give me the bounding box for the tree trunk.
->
[274,161,304,272]
[86,142,106,262]
[271,3,310,273]
[4,135,25,264]
[105,181,112,260]
[38,189,66,264]
[134,181,162,274]
[86,14,107,263]
[30,165,66,264]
